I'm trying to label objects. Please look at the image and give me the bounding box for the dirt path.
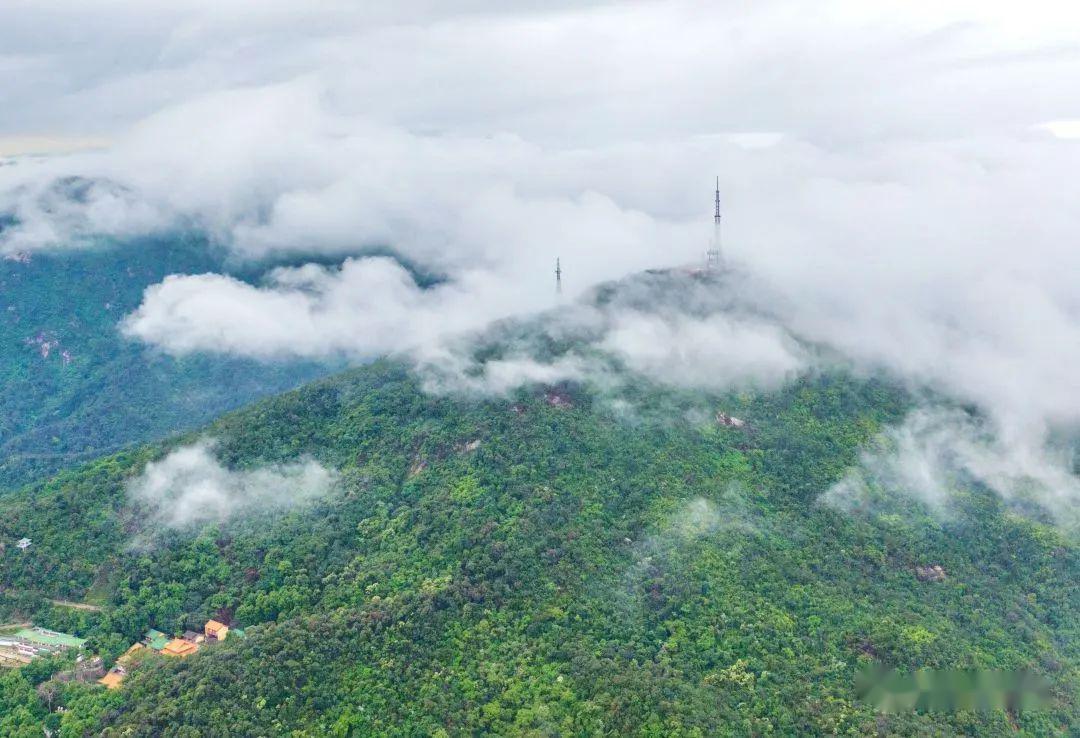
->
[48,599,103,612]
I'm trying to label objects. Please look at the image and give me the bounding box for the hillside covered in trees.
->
[4,1,1079,734]
[0,224,335,490]
[0,350,1075,735]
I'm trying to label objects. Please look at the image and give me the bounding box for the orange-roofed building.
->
[204,620,229,641]
[98,671,125,689]
[161,638,198,658]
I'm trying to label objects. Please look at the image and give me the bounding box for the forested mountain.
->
[3,1,1076,735]
[0,352,1075,735]
[0,229,332,490]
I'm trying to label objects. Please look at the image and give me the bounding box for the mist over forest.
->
[0,2,1077,735]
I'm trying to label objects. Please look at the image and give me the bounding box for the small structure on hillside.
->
[0,637,37,666]
[142,629,170,652]
[14,627,85,652]
[139,619,230,662]
[97,623,246,688]
[16,538,31,550]
[161,638,198,658]
[0,627,86,666]
[204,620,229,642]
[97,643,145,689]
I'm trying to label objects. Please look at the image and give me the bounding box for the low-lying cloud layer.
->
[128,441,337,529]
[4,2,1080,520]
[121,256,529,360]
[601,309,806,393]
[411,270,809,396]
[822,408,1080,526]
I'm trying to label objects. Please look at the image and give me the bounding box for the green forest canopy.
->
[0,360,1075,735]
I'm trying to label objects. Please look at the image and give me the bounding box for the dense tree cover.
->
[0,232,332,490]
[0,360,1076,735]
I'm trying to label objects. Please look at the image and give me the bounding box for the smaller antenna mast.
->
[707,176,722,270]
[555,257,563,294]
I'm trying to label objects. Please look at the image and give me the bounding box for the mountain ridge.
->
[0,356,1075,735]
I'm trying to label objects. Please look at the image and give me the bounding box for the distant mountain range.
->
[0,231,335,490]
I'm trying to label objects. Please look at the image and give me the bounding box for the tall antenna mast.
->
[555,257,562,294]
[707,176,722,270]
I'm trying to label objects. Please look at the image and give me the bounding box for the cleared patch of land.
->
[48,599,103,612]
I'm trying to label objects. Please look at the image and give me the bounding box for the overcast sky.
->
[3,1,1080,514]
[4,1,1080,143]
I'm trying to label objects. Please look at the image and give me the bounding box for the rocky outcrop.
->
[716,411,746,428]
[915,564,946,582]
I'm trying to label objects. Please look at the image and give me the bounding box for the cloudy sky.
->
[3,0,1080,509]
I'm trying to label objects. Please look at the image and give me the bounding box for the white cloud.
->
[2,0,1080,516]
[406,269,809,396]
[128,440,337,529]
[1035,120,1080,140]
[602,309,806,392]
[822,408,1080,525]
[121,255,542,360]
[415,342,599,397]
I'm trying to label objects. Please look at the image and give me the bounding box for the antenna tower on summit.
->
[707,177,722,270]
[555,257,562,294]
